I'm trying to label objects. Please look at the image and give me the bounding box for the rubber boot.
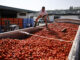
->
[34,22,37,27]
[46,24,49,30]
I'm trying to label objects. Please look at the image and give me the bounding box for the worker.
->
[34,6,49,29]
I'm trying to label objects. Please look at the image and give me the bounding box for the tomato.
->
[0,23,78,60]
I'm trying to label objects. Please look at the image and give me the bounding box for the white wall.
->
[17,13,28,18]
[60,15,79,20]
[49,15,54,21]
[17,13,35,18]
[28,13,34,18]
[33,17,37,21]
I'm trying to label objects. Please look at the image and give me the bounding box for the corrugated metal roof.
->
[0,5,36,13]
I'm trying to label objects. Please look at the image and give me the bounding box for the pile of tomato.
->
[0,23,79,60]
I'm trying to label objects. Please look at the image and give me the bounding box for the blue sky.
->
[0,0,80,11]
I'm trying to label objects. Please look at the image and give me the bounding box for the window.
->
[19,13,26,16]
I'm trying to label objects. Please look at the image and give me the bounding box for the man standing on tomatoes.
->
[34,6,49,29]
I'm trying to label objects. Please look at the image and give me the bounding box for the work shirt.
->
[39,10,48,16]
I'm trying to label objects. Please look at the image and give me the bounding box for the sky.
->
[0,0,80,11]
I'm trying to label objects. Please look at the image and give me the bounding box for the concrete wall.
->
[17,12,35,18]
[17,12,28,18]
[60,15,79,20]
[55,19,80,24]
[68,26,80,60]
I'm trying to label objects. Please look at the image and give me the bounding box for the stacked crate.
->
[23,18,34,28]
[30,18,34,27]
[2,18,8,26]
[8,18,14,24]
[0,18,34,29]
[23,18,28,28]
[13,18,19,25]
[13,18,23,28]
[18,18,23,28]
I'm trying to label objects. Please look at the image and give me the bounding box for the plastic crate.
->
[23,18,34,28]
[18,18,23,23]
[19,23,23,28]
[13,18,19,25]
[8,18,14,24]
[23,23,30,28]
[27,18,30,24]
[2,18,8,25]
[23,18,29,28]
[30,18,34,27]
[23,23,27,28]
[23,18,27,23]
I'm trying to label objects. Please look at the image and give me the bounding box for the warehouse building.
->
[0,5,36,32]
[0,5,36,18]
